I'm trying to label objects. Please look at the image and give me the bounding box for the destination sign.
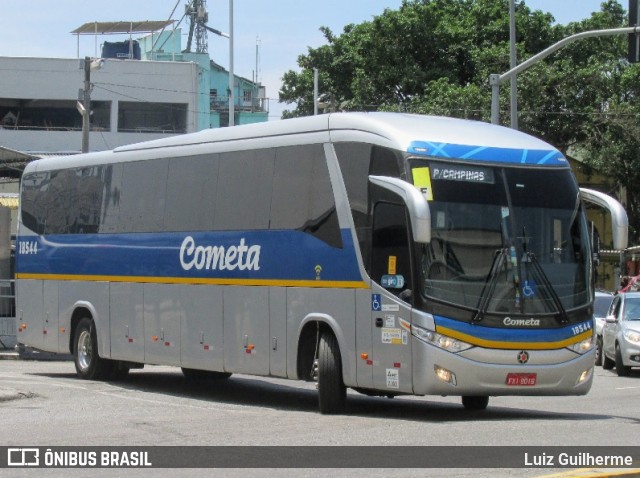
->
[430,163,494,184]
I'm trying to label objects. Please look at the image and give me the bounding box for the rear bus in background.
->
[15,113,628,414]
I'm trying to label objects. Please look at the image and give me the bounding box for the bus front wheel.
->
[462,395,489,410]
[73,318,112,380]
[317,331,346,414]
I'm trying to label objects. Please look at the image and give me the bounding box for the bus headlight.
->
[411,324,472,352]
[568,336,594,354]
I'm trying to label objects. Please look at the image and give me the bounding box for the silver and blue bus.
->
[15,113,627,413]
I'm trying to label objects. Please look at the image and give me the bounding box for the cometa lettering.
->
[179,236,261,271]
[503,317,541,326]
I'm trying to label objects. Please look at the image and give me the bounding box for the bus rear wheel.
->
[73,318,113,380]
[109,361,131,380]
[462,395,489,410]
[317,331,346,414]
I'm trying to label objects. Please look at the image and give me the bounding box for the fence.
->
[0,279,16,349]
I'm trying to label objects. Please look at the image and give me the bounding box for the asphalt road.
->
[0,356,639,478]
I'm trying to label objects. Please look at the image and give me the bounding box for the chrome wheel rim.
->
[77,330,93,371]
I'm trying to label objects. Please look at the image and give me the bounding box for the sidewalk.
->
[0,348,18,360]
[0,347,29,403]
[0,346,72,361]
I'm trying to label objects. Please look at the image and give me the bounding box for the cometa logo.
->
[503,317,541,327]
[179,236,261,271]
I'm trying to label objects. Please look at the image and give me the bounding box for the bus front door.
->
[370,201,414,394]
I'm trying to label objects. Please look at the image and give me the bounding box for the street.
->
[0,357,639,477]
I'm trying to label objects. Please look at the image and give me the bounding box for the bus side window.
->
[370,145,403,178]
[371,201,412,301]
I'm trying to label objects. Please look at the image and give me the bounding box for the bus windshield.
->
[414,161,591,317]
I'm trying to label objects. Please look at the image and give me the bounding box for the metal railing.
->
[0,279,16,350]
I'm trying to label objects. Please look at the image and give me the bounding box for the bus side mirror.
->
[369,175,431,243]
[580,188,628,251]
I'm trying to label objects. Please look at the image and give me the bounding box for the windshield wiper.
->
[525,252,569,324]
[472,248,508,323]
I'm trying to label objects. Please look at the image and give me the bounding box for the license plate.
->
[505,373,537,386]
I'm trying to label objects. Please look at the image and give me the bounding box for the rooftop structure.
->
[0,14,267,166]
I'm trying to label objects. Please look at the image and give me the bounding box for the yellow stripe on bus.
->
[15,272,369,289]
[437,325,592,350]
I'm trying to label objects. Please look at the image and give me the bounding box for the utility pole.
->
[509,0,517,129]
[228,0,235,126]
[313,68,319,115]
[629,0,640,62]
[81,56,91,153]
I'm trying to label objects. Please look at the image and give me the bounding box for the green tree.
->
[279,0,640,240]
[279,0,559,118]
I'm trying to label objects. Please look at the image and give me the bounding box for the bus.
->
[15,112,628,414]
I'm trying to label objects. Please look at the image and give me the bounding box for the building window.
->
[117,101,187,133]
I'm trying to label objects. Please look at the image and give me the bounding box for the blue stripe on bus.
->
[16,229,364,285]
[407,141,567,166]
[433,315,591,345]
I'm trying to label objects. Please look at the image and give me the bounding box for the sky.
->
[0,0,617,120]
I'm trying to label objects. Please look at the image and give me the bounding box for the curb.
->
[0,350,72,361]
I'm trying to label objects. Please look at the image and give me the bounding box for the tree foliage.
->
[279,0,640,242]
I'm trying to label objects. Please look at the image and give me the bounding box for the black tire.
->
[181,368,232,380]
[594,336,603,366]
[109,361,131,381]
[462,395,489,410]
[73,318,113,380]
[602,349,615,370]
[615,343,631,377]
[317,331,346,414]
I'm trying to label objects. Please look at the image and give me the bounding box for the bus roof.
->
[24,113,567,173]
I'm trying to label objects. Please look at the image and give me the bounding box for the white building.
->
[0,56,201,154]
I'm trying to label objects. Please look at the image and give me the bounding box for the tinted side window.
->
[214,149,274,231]
[371,201,412,299]
[20,172,45,234]
[21,168,105,235]
[334,143,371,256]
[370,145,403,177]
[100,164,123,233]
[72,167,104,233]
[44,170,79,234]
[165,154,219,232]
[119,159,168,233]
[271,144,341,248]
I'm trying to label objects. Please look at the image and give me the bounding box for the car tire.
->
[602,349,615,370]
[462,396,489,410]
[615,343,631,377]
[73,317,113,380]
[595,336,603,366]
[317,331,346,414]
[109,361,131,380]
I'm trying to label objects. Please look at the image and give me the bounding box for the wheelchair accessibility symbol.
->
[522,280,537,297]
[372,294,382,311]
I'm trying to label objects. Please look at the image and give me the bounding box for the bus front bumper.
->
[412,340,594,396]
